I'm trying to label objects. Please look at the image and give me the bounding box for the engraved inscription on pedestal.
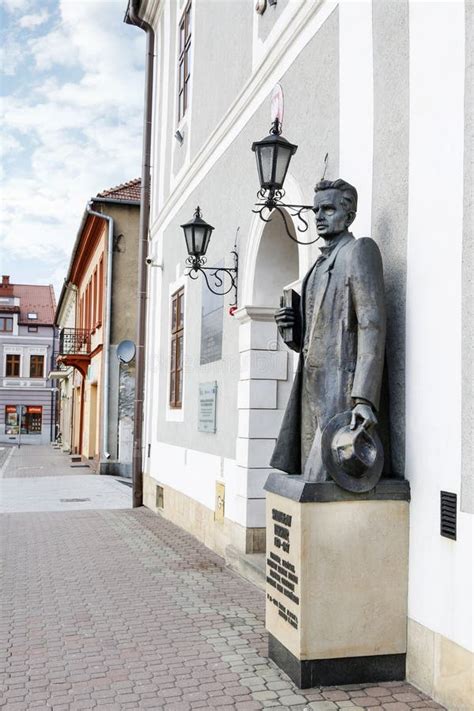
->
[266,507,300,630]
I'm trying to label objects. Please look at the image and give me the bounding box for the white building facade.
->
[134,1,472,708]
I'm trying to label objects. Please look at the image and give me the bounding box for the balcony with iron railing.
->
[56,328,92,377]
[59,328,91,356]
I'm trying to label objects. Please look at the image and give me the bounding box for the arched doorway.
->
[252,210,299,307]
[234,206,303,553]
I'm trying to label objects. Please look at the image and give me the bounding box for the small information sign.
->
[198,382,217,433]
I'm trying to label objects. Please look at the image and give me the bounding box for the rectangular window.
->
[98,256,104,326]
[0,317,13,332]
[93,268,98,327]
[6,354,20,377]
[178,1,192,123]
[30,355,44,378]
[28,325,38,333]
[169,287,184,409]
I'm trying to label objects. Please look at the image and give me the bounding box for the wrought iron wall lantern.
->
[251,118,322,245]
[181,207,238,308]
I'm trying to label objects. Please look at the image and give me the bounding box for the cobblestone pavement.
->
[1,504,444,711]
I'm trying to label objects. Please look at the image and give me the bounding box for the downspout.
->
[86,203,114,462]
[125,0,155,508]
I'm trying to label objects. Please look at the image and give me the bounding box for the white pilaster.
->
[339,0,374,236]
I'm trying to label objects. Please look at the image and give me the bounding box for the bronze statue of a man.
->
[271,179,386,482]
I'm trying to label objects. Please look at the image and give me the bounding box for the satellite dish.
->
[117,340,136,364]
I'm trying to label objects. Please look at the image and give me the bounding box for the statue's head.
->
[313,179,357,238]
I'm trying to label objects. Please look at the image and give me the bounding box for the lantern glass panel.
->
[256,145,275,188]
[274,144,293,188]
[183,225,195,256]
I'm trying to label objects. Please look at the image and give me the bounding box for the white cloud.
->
[18,9,50,29]
[0,0,145,295]
[1,0,33,12]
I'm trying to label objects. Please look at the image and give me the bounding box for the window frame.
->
[29,355,45,379]
[177,1,192,124]
[5,354,21,377]
[169,287,185,409]
[0,317,13,332]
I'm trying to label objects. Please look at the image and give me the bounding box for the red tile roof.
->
[96,178,141,202]
[0,281,56,325]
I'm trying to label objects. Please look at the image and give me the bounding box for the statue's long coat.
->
[270,233,386,475]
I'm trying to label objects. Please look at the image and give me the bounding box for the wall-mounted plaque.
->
[198,382,217,433]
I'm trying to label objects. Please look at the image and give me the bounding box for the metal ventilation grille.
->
[440,491,457,540]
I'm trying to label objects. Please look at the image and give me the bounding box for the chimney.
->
[1,276,14,296]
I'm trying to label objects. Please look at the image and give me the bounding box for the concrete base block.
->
[265,475,410,688]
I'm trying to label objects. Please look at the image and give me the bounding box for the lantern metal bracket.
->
[185,249,238,308]
[252,188,319,245]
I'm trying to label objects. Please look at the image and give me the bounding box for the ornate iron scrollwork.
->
[185,249,238,308]
[252,188,319,245]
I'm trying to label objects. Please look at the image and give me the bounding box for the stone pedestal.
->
[264,473,410,688]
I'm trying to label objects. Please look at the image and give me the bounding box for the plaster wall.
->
[103,204,140,345]
[98,202,139,464]
[461,0,473,515]
[405,0,472,660]
[146,9,340,514]
[190,0,253,160]
[55,284,76,452]
[371,0,409,478]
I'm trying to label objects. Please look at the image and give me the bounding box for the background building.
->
[55,179,140,475]
[0,275,57,445]
[130,1,472,709]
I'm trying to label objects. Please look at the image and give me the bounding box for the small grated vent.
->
[60,498,90,503]
[440,491,457,540]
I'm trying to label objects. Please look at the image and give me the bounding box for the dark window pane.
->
[169,372,176,405]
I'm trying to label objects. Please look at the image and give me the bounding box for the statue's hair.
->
[314,179,358,213]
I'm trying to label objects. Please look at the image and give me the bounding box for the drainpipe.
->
[86,203,114,463]
[125,0,155,508]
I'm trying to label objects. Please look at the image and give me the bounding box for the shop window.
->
[25,407,42,433]
[178,1,192,123]
[5,354,20,377]
[30,355,44,378]
[4,405,42,434]
[169,287,184,409]
[0,317,13,332]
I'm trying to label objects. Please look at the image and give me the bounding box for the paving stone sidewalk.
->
[0,445,131,513]
[1,444,91,478]
[0,505,444,711]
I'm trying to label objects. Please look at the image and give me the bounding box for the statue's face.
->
[313,189,353,238]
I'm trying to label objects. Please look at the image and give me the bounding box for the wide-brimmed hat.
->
[321,410,384,493]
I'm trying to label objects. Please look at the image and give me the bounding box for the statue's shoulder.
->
[346,237,384,273]
[347,236,382,258]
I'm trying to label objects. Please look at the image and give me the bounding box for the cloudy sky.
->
[0,0,145,299]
